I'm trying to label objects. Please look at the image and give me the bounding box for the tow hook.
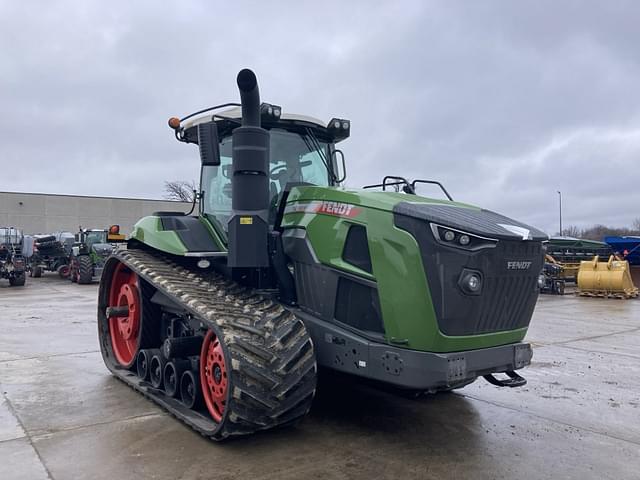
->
[483,370,527,388]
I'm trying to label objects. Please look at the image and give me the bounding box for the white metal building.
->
[0,191,192,235]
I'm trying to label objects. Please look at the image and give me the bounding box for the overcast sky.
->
[1,1,639,234]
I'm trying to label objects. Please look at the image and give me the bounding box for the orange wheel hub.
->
[200,330,228,422]
[108,262,141,367]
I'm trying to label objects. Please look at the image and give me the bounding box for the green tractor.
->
[98,69,546,440]
[69,228,117,284]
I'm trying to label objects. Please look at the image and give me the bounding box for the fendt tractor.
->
[70,227,125,284]
[98,69,547,440]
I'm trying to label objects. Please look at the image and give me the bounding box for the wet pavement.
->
[1,275,639,479]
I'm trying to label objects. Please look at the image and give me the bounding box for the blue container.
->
[605,236,640,265]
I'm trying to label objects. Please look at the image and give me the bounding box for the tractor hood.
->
[91,243,114,257]
[394,202,548,242]
[286,186,547,242]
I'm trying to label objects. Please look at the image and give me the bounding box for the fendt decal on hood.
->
[285,201,362,219]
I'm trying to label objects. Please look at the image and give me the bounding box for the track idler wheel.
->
[164,359,190,398]
[136,349,158,381]
[200,330,228,423]
[180,369,202,409]
[149,353,167,389]
[106,262,142,368]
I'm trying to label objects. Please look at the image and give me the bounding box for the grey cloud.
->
[1,1,639,235]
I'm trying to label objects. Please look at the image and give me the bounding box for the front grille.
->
[473,273,538,333]
[395,213,543,336]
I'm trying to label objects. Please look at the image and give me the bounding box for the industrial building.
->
[0,191,191,235]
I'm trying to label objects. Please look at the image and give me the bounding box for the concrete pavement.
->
[1,274,639,479]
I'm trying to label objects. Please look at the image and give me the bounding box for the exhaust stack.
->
[227,69,270,268]
[237,69,261,127]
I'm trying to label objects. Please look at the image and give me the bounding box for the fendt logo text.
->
[507,261,532,270]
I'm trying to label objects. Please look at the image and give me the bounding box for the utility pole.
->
[557,190,563,236]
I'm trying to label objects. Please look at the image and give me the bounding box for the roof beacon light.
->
[168,117,181,130]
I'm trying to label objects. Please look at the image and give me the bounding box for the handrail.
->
[363,176,453,200]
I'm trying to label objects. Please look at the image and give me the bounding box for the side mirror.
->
[331,149,347,183]
[197,122,220,166]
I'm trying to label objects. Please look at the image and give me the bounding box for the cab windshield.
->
[85,231,107,246]
[202,128,333,234]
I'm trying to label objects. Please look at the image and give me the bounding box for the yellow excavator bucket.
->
[577,255,639,298]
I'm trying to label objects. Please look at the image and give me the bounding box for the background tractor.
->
[0,227,27,286]
[69,226,125,284]
[97,69,547,440]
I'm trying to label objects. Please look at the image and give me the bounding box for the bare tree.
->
[561,225,581,238]
[633,218,640,235]
[164,180,196,202]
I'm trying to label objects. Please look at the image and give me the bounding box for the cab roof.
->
[181,107,327,131]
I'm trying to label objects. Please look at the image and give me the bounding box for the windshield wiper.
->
[303,127,337,182]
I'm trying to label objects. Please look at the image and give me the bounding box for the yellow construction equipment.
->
[544,254,580,283]
[577,255,639,299]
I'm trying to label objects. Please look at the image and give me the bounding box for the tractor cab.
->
[173,106,350,240]
[75,229,108,251]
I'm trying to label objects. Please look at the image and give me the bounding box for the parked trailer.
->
[23,232,74,278]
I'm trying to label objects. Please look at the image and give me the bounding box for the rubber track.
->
[98,248,317,440]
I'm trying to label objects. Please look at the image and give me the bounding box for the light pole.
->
[557,190,562,236]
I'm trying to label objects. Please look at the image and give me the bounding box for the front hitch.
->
[483,370,527,388]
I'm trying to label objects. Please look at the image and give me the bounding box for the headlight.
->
[197,259,211,269]
[458,269,483,295]
[327,117,351,140]
[430,223,497,251]
[467,274,480,291]
[260,103,282,122]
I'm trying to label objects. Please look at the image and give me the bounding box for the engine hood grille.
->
[91,244,113,256]
[394,212,544,336]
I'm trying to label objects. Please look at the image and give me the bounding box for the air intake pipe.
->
[227,69,270,268]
